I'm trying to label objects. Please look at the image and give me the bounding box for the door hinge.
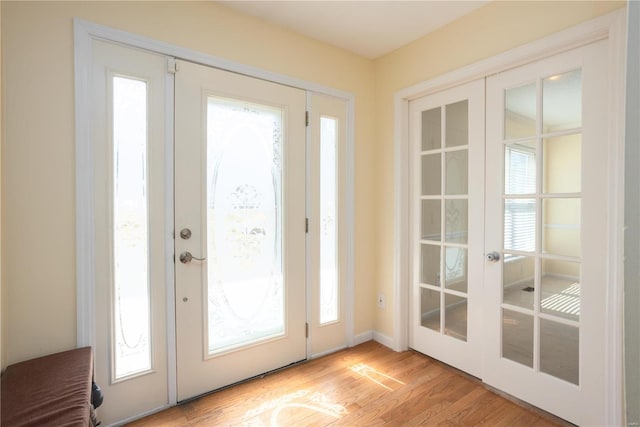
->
[168,58,179,74]
[305,217,309,233]
[305,322,309,338]
[305,111,309,127]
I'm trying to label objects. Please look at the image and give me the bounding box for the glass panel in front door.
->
[206,97,284,355]
[420,101,469,342]
[501,70,582,385]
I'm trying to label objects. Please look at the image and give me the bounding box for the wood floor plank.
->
[126,341,566,427]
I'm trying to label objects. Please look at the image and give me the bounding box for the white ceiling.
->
[219,1,488,59]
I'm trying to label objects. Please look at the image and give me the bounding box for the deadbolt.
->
[179,228,192,240]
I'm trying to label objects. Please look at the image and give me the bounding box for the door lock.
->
[179,228,192,240]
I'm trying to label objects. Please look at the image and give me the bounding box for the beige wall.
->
[372,0,625,336]
[2,1,376,364]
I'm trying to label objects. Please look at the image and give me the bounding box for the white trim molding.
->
[393,9,626,425]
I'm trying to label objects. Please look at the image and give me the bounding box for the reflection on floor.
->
[422,276,579,385]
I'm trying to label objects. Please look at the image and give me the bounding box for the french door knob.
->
[486,251,500,262]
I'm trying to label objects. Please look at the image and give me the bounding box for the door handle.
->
[486,251,500,262]
[179,251,206,264]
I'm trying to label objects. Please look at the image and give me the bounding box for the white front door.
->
[408,79,485,378]
[483,40,609,425]
[174,60,307,401]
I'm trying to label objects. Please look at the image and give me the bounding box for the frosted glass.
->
[320,116,338,324]
[112,76,151,379]
[206,96,285,354]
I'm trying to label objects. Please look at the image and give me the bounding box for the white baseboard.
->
[353,330,373,346]
[107,404,170,427]
[352,330,396,351]
[373,331,394,349]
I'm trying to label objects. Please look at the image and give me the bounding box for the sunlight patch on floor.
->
[241,390,347,426]
[350,363,406,391]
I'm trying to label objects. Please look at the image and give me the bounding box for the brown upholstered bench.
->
[1,347,96,427]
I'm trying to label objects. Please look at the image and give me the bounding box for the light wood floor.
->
[127,341,568,426]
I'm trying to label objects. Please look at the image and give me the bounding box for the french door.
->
[409,79,485,378]
[483,40,609,425]
[410,40,609,424]
[174,60,307,401]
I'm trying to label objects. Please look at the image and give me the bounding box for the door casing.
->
[393,9,627,425]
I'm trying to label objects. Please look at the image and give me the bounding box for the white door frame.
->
[393,9,626,426]
[74,18,355,421]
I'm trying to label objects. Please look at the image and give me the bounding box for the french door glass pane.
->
[420,288,440,331]
[445,199,468,243]
[505,83,536,139]
[505,141,536,195]
[543,134,581,194]
[542,198,581,257]
[502,255,535,309]
[206,96,285,355]
[320,116,338,325]
[445,247,467,292]
[504,199,536,252]
[421,200,441,241]
[445,294,467,341]
[541,259,580,321]
[422,107,441,151]
[422,154,441,196]
[112,76,152,379]
[540,319,579,385]
[445,100,468,148]
[421,244,440,286]
[445,150,468,195]
[543,69,582,133]
[502,309,533,368]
